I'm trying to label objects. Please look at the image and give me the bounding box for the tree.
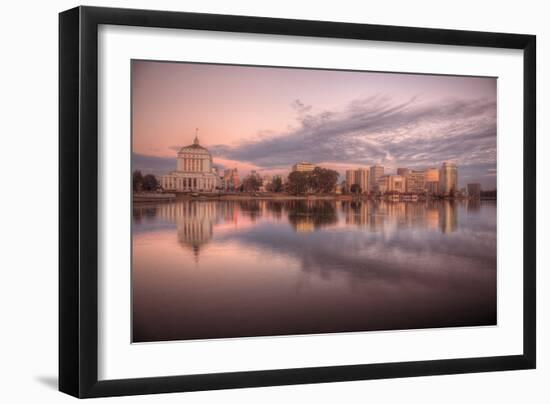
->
[142,174,158,191]
[309,167,339,193]
[133,170,144,192]
[350,183,361,194]
[286,171,309,195]
[268,175,283,193]
[242,174,262,192]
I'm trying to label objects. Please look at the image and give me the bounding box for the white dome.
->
[177,136,211,156]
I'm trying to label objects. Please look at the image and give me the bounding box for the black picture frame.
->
[59,5,536,398]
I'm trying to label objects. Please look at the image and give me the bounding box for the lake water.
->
[132,198,496,342]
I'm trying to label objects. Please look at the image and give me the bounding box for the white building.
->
[292,162,316,172]
[160,134,219,192]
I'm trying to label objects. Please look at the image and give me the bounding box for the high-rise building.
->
[345,168,369,193]
[439,162,458,196]
[425,168,439,182]
[292,162,316,172]
[467,183,481,199]
[370,165,384,191]
[345,169,357,192]
[356,169,369,194]
[377,175,388,193]
[424,168,440,194]
[406,170,425,193]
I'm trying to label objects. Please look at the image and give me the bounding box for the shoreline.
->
[133,192,496,203]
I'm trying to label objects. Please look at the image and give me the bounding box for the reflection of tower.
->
[343,201,370,227]
[425,203,440,231]
[368,201,386,232]
[439,201,457,234]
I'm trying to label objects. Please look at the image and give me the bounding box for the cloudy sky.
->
[132,60,497,188]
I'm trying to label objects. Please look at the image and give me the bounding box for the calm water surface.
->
[132,199,496,342]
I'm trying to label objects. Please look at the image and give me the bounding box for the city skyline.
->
[133,60,497,188]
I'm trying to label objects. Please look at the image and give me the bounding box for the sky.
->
[132,60,497,189]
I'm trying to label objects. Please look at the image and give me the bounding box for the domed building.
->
[160,134,220,192]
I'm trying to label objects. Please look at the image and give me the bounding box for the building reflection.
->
[133,198,462,262]
[439,201,458,234]
[155,202,220,259]
[467,198,481,213]
[339,200,458,234]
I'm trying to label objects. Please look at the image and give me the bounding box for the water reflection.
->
[132,199,497,342]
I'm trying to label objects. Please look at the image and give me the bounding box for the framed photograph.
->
[59,6,536,398]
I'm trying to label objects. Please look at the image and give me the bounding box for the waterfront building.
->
[377,175,389,193]
[356,169,369,194]
[160,134,219,192]
[439,162,458,196]
[345,169,357,192]
[424,167,439,194]
[292,161,316,172]
[370,165,384,191]
[345,168,369,193]
[406,170,425,193]
[387,174,405,193]
[425,167,439,182]
[467,183,481,199]
[425,181,440,195]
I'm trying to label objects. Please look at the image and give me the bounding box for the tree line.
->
[286,167,339,195]
[133,167,339,195]
[133,170,158,192]
[240,168,339,195]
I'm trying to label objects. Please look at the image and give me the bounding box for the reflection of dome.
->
[154,201,218,261]
[175,201,218,260]
[177,218,213,255]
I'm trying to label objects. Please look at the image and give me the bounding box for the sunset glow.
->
[132,60,497,188]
